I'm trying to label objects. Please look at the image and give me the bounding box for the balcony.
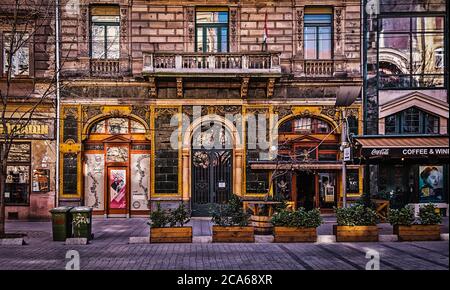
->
[303,60,334,77]
[90,59,120,77]
[142,52,282,77]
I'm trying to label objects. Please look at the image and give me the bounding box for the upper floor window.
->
[385,107,440,135]
[2,33,29,77]
[378,16,445,89]
[279,117,332,134]
[304,7,332,60]
[90,6,120,59]
[196,8,229,53]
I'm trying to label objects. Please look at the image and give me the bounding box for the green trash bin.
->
[49,206,73,241]
[70,207,93,240]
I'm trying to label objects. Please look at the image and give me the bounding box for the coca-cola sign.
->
[370,148,389,156]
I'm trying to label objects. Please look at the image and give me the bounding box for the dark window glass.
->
[346,170,359,193]
[385,107,439,135]
[347,116,358,136]
[3,142,31,205]
[63,153,78,195]
[196,10,229,52]
[304,14,332,60]
[63,115,78,143]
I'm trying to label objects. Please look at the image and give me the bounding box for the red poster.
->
[109,169,126,209]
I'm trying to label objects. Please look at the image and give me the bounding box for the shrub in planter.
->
[334,205,379,242]
[149,203,192,243]
[271,208,322,242]
[389,204,441,241]
[211,194,254,243]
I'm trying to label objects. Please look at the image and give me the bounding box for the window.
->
[89,118,146,135]
[63,153,78,195]
[346,170,359,193]
[3,143,31,204]
[90,6,120,59]
[196,8,229,52]
[385,107,440,134]
[293,118,331,134]
[2,33,29,77]
[304,8,332,60]
[347,115,359,136]
[378,16,445,88]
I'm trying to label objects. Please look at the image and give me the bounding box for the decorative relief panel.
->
[84,154,105,210]
[334,7,344,56]
[296,8,304,57]
[131,154,150,211]
[229,7,239,52]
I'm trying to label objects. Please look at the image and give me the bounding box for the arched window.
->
[385,107,439,135]
[279,117,332,134]
[89,118,146,135]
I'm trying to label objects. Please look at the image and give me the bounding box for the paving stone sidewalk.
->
[0,217,448,270]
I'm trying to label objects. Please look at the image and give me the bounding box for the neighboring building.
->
[1,1,57,220]
[359,0,449,215]
[58,0,363,217]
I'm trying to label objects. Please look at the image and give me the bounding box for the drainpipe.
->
[55,0,61,207]
[341,109,347,208]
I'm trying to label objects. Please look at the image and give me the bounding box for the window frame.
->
[89,10,120,60]
[385,107,440,135]
[377,14,447,90]
[303,11,334,60]
[195,8,230,53]
[2,142,32,206]
[1,31,32,78]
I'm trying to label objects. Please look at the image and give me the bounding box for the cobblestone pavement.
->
[0,218,448,270]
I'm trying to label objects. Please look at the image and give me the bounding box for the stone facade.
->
[55,0,363,216]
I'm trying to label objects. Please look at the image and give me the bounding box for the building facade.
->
[1,1,57,220]
[360,0,449,215]
[57,0,363,217]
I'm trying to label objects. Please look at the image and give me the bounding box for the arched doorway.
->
[83,117,151,217]
[190,122,233,216]
[276,115,340,211]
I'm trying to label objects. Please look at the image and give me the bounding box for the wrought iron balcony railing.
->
[142,52,282,76]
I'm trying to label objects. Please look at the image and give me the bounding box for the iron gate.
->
[191,149,232,216]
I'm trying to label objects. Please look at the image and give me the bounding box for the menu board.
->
[7,143,31,163]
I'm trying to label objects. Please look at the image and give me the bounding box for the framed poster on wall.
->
[419,166,444,203]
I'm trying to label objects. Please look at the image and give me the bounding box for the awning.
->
[250,162,360,170]
[355,136,449,159]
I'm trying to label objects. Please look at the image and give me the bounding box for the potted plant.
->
[334,205,379,242]
[388,204,441,241]
[271,208,322,242]
[148,203,192,243]
[211,194,254,243]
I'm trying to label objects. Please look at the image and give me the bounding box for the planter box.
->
[333,225,379,242]
[273,227,317,243]
[394,225,441,241]
[150,227,192,243]
[212,226,254,243]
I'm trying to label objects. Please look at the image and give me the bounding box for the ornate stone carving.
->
[149,77,157,98]
[246,107,269,115]
[155,107,179,117]
[176,77,183,98]
[82,105,102,122]
[216,105,241,116]
[131,105,150,126]
[321,106,339,121]
[267,78,276,98]
[334,7,344,54]
[273,106,292,120]
[64,106,78,119]
[80,6,88,42]
[296,8,304,56]
[120,7,128,44]
[230,8,238,52]
[185,7,195,51]
[240,77,250,99]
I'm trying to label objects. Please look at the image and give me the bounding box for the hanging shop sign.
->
[0,119,55,140]
[363,147,449,158]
